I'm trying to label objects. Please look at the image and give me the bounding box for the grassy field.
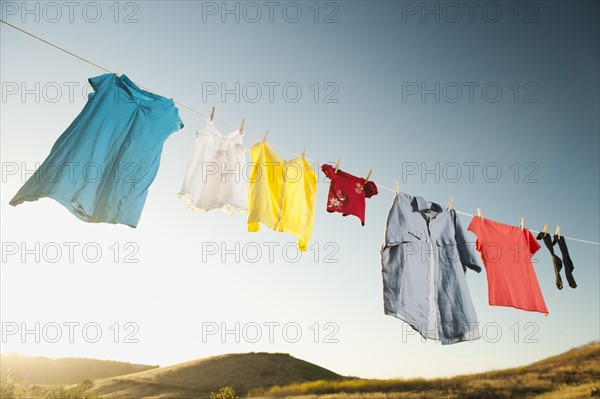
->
[0,354,156,385]
[248,342,600,399]
[1,342,598,399]
[88,352,345,399]
[0,377,102,399]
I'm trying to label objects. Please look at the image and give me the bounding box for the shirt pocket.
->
[406,231,422,242]
[436,238,460,265]
[387,231,423,263]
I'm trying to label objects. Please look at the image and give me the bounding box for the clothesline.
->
[1,19,599,247]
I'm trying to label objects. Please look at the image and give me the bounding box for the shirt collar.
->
[412,196,443,213]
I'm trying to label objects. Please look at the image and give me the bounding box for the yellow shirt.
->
[247,141,317,251]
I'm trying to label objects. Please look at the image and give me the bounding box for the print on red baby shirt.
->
[468,216,549,315]
[321,164,378,225]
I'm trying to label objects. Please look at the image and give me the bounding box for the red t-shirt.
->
[321,164,378,225]
[468,216,549,315]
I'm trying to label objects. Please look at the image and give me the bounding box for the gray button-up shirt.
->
[381,193,482,345]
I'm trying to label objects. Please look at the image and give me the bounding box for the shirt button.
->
[426,296,430,299]
[427,277,430,281]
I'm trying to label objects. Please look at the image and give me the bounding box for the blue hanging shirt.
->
[381,193,482,345]
[9,74,184,227]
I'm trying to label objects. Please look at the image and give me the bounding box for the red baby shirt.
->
[321,164,378,225]
[468,216,549,315]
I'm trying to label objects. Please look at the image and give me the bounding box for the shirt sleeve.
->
[88,73,113,93]
[173,108,184,131]
[321,164,336,181]
[467,216,483,253]
[364,181,378,198]
[456,212,482,273]
[527,229,542,256]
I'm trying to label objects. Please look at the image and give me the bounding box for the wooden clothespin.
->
[520,217,524,231]
[556,225,560,239]
[446,197,453,211]
[363,169,372,185]
[543,223,549,235]
[477,208,484,221]
[301,146,306,158]
[263,130,269,141]
[334,158,340,173]
[210,106,215,122]
[239,118,245,135]
[394,180,399,195]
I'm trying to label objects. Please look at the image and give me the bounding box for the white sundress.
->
[177,118,248,215]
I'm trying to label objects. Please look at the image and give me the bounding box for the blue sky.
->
[1,1,599,379]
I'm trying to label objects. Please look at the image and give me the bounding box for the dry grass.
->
[5,343,598,399]
[250,342,600,399]
[88,352,344,399]
[0,354,156,386]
